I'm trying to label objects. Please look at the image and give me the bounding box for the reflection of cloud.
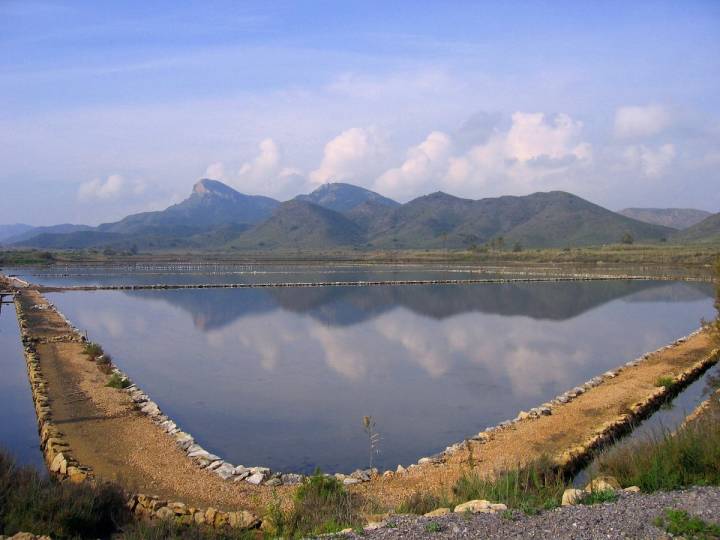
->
[77,309,126,338]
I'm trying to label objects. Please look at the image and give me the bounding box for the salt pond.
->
[39,277,715,474]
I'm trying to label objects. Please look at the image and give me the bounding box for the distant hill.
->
[12,180,678,251]
[295,182,399,212]
[98,179,279,234]
[671,212,720,244]
[12,179,278,249]
[0,224,33,242]
[3,224,93,245]
[618,208,712,230]
[367,191,673,249]
[231,200,364,249]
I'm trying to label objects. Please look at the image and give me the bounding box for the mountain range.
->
[4,179,719,250]
[618,208,712,229]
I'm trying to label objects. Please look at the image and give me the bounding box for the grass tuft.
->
[396,492,442,515]
[82,342,103,360]
[654,376,674,389]
[653,508,720,539]
[425,521,442,533]
[597,412,720,492]
[451,457,566,515]
[266,470,364,538]
[106,372,131,389]
[0,449,129,539]
[579,489,618,505]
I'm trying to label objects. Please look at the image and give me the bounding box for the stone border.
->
[9,289,261,531]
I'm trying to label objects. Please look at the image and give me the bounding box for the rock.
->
[167,502,188,515]
[364,521,386,531]
[351,469,370,481]
[584,476,621,492]
[228,510,261,529]
[234,471,251,481]
[50,452,67,475]
[343,478,361,485]
[281,473,304,485]
[246,472,266,485]
[454,500,493,513]
[215,463,236,480]
[140,402,161,416]
[561,488,585,506]
[339,528,353,534]
[396,465,406,474]
[194,511,206,525]
[214,512,229,528]
[424,508,451,517]
[516,410,530,421]
[418,457,433,465]
[155,506,175,520]
[206,460,224,471]
[204,507,218,524]
[490,503,507,511]
[265,478,282,487]
[623,486,641,493]
[383,470,394,478]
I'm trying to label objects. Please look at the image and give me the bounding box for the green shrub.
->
[597,413,720,492]
[267,470,363,537]
[654,376,674,389]
[653,509,720,539]
[451,458,566,515]
[106,373,131,389]
[0,450,129,539]
[95,354,113,375]
[579,489,618,505]
[82,342,103,360]
[425,521,442,533]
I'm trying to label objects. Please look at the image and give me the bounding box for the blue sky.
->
[1,0,718,225]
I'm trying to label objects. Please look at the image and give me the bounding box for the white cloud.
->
[374,131,453,200]
[204,138,308,198]
[623,143,676,177]
[614,105,670,139]
[310,127,386,186]
[78,174,135,200]
[370,112,592,201]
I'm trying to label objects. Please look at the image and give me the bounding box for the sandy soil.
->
[6,279,719,514]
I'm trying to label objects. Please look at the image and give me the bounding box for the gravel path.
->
[350,487,720,539]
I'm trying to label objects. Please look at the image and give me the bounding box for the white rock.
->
[454,500,493,513]
[246,472,265,485]
[215,463,235,480]
[561,488,584,506]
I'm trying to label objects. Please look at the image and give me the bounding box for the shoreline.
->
[2,271,719,524]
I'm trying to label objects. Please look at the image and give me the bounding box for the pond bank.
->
[2,272,718,518]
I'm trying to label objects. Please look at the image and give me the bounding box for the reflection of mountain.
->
[621,282,713,303]
[126,280,712,331]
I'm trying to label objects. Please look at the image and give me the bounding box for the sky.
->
[1,0,719,226]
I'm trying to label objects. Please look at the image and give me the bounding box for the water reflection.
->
[47,280,714,474]
[127,280,713,331]
[0,302,45,468]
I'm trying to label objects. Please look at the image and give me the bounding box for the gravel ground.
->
[346,487,720,539]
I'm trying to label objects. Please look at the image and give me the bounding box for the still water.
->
[0,301,45,468]
[9,263,533,288]
[45,279,714,474]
